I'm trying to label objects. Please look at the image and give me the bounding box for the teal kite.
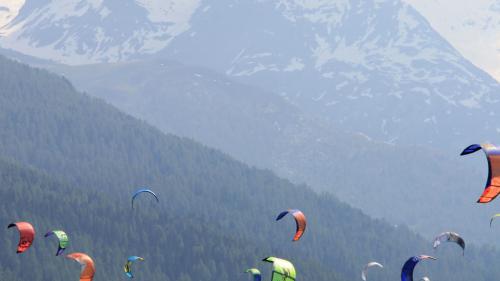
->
[124,256,144,278]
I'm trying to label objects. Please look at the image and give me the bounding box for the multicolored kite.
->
[132,189,159,209]
[461,144,500,203]
[276,209,306,241]
[433,232,465,255]
[45,230,69,256]
[401,255,436,281]
[66,253,95,281]
[263,257,296,281]
[362,262,383,281]
[124,256,144,278]
[7,222,35,253]
[245,268,262,281]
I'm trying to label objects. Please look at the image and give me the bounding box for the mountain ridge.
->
[1,0,499,149]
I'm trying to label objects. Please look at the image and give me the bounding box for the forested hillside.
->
[0,158,304,281]
[0,55,498,281]
[49,59,496,246]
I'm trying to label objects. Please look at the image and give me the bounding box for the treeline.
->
[0,55,498,281]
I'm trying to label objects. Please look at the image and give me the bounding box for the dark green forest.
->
[0,55,499,281]
[50,59,495,246]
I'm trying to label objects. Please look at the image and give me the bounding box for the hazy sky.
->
[405,0,500,82]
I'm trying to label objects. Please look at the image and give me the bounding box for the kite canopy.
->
[45,230,69,256]
[362,262,383,281]
[245,268,262,281]
[7,222,35,253]
[433,232,465,255]
[124,256,144,278]
[420,277,430,281]
[276,209,306,241]
[461,144,500,203]
[490,214,500,227]
[401,255,436,281]
[66,253,95,281]
[263,257,296,281]
[131,188,159,208]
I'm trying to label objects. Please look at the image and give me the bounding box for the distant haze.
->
[404,0,500,81]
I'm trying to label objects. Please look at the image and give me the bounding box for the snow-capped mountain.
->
[404,0,500,82]
[0,0,200,64]
[2,0,500,149]
[161,0,500,150]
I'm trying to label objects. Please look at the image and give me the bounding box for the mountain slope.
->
[161,0,500,149]
[0,0,199,64]
[0,55,499,281]
[1,0,499,149]
[0,158,278,281]
[48,58,499,247]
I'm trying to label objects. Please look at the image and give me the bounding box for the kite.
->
[245,268,262,281]
[124,256,144,278]
[263,257,296,281]
[276,209,306,241]
[7,222,35,253]
[401,255,436,281]
[362,262,383,281]
[45,230,69,256]
[66,252,95,281]
[132,189,159,208]
[461,144,500,203]
[433,232,465,255]
[490,214,500,227]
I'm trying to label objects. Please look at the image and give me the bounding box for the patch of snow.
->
[0,0,201,64]
[331,39,367,66]
[335,81,348,90]
[460,98,481,108]
[311,34,336,69]
[326,100,339,106]
[0,0,24,32]
[135,0,201,24]
[99,6,111,18]
[284,57,305,72]
[313,91,326,101]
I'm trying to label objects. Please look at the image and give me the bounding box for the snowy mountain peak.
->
[0,0,200,64]
[1,0,499,149]
[160,0,500,148]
